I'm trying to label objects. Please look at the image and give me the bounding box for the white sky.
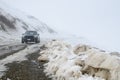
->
[1,0,120,52]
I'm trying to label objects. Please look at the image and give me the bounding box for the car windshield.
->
[25,31,37,35]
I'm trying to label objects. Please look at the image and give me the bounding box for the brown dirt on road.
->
[0,50,51,80]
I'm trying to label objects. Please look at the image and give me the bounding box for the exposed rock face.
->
[0,3,55,36]
[0,15,16,30]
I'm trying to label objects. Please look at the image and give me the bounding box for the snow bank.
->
[38,40,107,80]
[84,50,120,80]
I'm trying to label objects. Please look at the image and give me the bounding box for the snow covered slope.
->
[0,1,55,41]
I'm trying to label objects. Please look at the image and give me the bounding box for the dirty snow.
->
[38,40,106,80]
[0,44,40,77]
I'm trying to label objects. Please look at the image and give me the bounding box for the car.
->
[22,31,40,43]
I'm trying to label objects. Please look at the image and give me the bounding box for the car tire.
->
[37,39,40,43]
[38,40,40,43]
[35,39,39,43]
[22,39,24,43]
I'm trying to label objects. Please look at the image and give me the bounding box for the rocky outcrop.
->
[0,2,55,35]
[0,15,16,30]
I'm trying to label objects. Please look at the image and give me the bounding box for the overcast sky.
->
[2,0,120,51]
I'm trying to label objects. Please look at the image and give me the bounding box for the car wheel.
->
[38,40,40,43]
[35,39,38,43]
[22,40,24,43]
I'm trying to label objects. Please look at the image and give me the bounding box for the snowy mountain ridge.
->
[0,1,55,41]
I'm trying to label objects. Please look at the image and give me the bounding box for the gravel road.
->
[0,43,51,80]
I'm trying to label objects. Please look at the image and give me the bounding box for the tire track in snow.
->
[0,43,51,80]
[0,43,40,77]
[0,44,27,59]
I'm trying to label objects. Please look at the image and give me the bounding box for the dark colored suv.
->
[22,31,40,43]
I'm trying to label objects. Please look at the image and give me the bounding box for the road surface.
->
[0,42,51,80]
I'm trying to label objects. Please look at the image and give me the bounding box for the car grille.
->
[25,36,33,39]
[24,36,34,41]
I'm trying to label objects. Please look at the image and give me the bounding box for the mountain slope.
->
[0,1,55,41]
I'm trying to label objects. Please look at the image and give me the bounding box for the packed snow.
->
[0,44,40,77]
[38,40,120,80]
[38,40,102,80]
